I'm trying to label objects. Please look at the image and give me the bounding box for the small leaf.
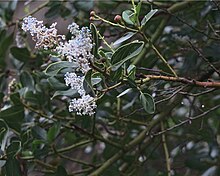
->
[91,77,102,86]
[136,2,142,19]
[112,32,135,47]
[139,92,155,114]
[0,119,9,152]
[0,33,13,68]
[10,47,30,62]
[10,92,22,106]
[127,64,136,80]
[111,41,144,71]
[6,141,21,159]
[52,89,78,99]
[90,23,99,58]
[32,126,47,141]
[83,69,95,95]
[122,10,135,25]
[141,9,158,28]
[117,88,132,98]
[48,77,67,90]
[55,165,68,176]
[44,61,78,76]
[20,71,35,91]
[47,122,61,143]
[5,158,21,176]
[0,106,24,132]
[45,4,61,18]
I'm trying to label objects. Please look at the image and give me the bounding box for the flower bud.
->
[90,11,96,16]
[114,15,122,23]
[90,16,95,21]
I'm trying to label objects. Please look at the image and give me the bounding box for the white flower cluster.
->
[22,16,96,116]
[22,16,65,49]
[56,23,93,73]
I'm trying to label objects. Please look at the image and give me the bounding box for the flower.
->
[22,16,97,116]
[22,16,65,49]
[64,72,85,96]
[56,23,93,73]
[69,94,97,116]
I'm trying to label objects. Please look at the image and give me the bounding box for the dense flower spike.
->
[69,94,97,116]
[64,72,85,96]
[56,23,93,73]
[22,16,65,49]
[22,16,96,116]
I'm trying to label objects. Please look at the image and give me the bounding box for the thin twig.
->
[153,104,220,137]
[188,40,220,76]
[161,122,171,176]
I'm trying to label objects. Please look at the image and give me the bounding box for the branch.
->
[153,104,220,137]
[161,122,171,176]
[141,74,220,88]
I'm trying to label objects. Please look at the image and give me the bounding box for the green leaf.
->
[127,64,136,80]
[117,88,132,98]
[44,61,78,77]
[139,92,155,114]
[0,33,13,68]
[141,9,158,28]
[74,0,94,11]
[20,71,35,90]
[111,41,144,71]
[90,23,99,58]
[48,77,67,90]
[112,32,135,47]
[5,158,21,176]
[10,92,22,106]
[47,122,61,143]
[0,119,9,152]
[10,47,30,62]
[32,126,47,141]
[110,68,123,82]
[136,2,142,19]
[55,165,68,176]
[122,10,135,25]
[52,89,78,99]
[91,77,102,86]
[0,105,24,132]
[0,160,6,168]
[45,3,61,18]
[6,141,21,159]
[83,69,95,95]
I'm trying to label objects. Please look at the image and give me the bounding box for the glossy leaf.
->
[10,47,30,62]
[112,32,135,47]
[0,33,13,68]
[141,9,158,28]
[44,61,78,76]
[122,10,135,25]
[6,141,21,159]
[127,64,136,80]
[0,119,9,152]
[47,122,61,143]
[90,23,99,58]
[139,92,155,114]
[111,41,144,71]
[20,71,35,91]
[5,158,21,176]
[52,89,78,99]
[83,69,95,95]
[55,165,68,176]
[117,88,132,98]
[0,106,24,132]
